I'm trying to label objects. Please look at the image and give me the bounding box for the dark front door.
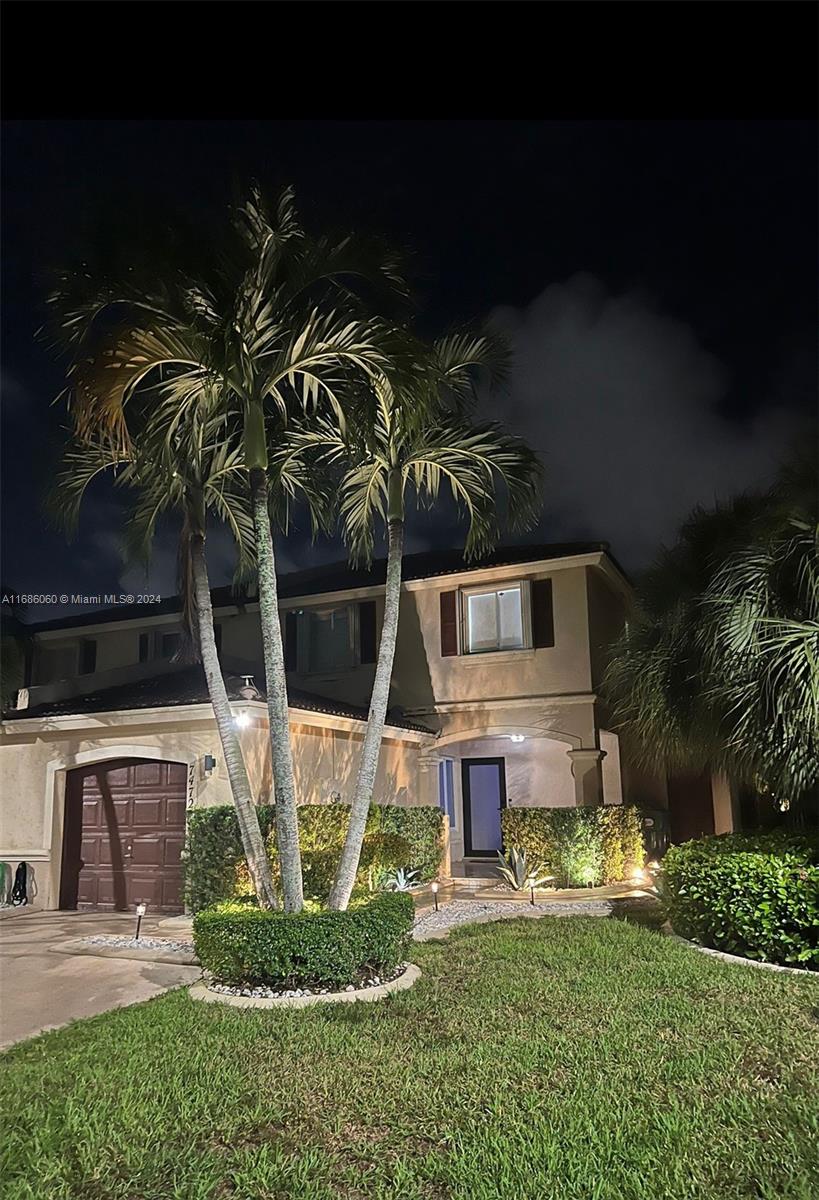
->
[60,758,187,914]
[462,757,506,857]
[667,770,716,844]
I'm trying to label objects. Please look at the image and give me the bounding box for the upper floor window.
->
[462,582,528,654]
[299,605,357,674]
[440,577,553,658]
[284,601,376,674]
[79,638,97,675]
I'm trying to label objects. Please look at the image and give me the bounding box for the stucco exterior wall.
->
[0,708,426,910]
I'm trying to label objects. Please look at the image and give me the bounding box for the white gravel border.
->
[189,963,421,1009]
[413,898,614,941]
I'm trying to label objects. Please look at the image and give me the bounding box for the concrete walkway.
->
[0,910,201,1051]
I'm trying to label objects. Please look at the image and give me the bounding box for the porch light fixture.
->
[203,754,217,777]
[234,711,251,729]
[134,902,147,941]
[431,881,439,913]
[509,734,525,743]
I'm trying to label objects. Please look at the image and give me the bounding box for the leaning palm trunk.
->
[328,511,404,911]
[249,465,304,912]
[190,533,279,910]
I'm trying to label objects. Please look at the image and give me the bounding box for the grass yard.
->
[2,916,818,1200]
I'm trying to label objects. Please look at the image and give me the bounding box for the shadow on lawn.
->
[608,895,665,930]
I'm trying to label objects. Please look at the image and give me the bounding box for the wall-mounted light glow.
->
[234,712,251,729]
[509,734,525,743]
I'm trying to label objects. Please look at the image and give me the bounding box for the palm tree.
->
[53,400,281,908]
[45,186,402,912]
[285,332,542,910]
[603,456,818,808]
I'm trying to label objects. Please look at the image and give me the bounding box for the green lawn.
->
[2,917,818,1200]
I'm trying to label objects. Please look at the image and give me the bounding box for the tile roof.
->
[25,541,623,633]
[4,665,435,735]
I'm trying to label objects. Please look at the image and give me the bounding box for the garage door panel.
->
[131,836,163,866]
[82,799,101,826]
[133,798,162,825]
[164,835,184,865]
[134,762,163,787]
[166,762,188,786]
[62,758,186,915]
[80,838,99,865]
[104,766,130,787]
[165,797,186,825]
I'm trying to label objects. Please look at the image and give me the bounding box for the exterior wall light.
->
[203,754,217,777]
[431,880,439,912]
[509,734,525,743]
[234,712,251,729]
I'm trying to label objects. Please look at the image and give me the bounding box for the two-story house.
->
[0,542,734,913]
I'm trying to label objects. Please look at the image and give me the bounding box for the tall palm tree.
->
[45,186,402,912]
[604,456,818,808]
[286,332,542,910]
[53,400,281,907]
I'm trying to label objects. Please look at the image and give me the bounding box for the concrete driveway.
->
[0,909,200,1051]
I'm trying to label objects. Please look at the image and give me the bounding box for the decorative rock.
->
[82,935,195,954]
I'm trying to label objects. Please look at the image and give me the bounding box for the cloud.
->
[490,274,803,570]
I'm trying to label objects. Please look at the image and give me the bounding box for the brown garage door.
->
[60,759,187,914]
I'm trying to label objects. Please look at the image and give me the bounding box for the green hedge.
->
[193,892,414,988]
[660,833,819,969]
[500,805,645,887]
[185,803,444,912]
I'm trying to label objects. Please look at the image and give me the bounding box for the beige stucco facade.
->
[2,547,714,910]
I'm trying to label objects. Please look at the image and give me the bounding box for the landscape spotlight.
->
[431,880,439,913]
[135,902,147,941]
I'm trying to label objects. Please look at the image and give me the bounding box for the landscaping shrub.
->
[500,805,645,887]
[660,833,819,968]
[185,803,444,911]
[193,892,414,987]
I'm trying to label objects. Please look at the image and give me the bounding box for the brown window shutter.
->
[359,600,377,664]
[284,611,298,671]
[531,578,555,648]
[440,590,458,656]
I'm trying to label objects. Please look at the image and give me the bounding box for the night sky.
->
[1,119,816,616]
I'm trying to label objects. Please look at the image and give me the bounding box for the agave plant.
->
[496,848,553,892]
[385,867,421,892]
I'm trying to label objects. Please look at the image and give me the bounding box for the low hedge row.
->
[185,803,444,912]
[500,805,645,887]
[193,892,414,987]
[660,833,819,969]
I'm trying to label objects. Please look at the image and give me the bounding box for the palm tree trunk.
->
[249,465,304,913]
[328,512,404,910]
[190,534,279,909]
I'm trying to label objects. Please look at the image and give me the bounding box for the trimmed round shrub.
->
[193,892,415,988]
[660,833,819,969]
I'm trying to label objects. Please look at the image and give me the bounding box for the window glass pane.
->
[308,607,352,673]
[438,759,456,828]
[161,632,180,659]
[467,591,498,652]
[497,587,523,648]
